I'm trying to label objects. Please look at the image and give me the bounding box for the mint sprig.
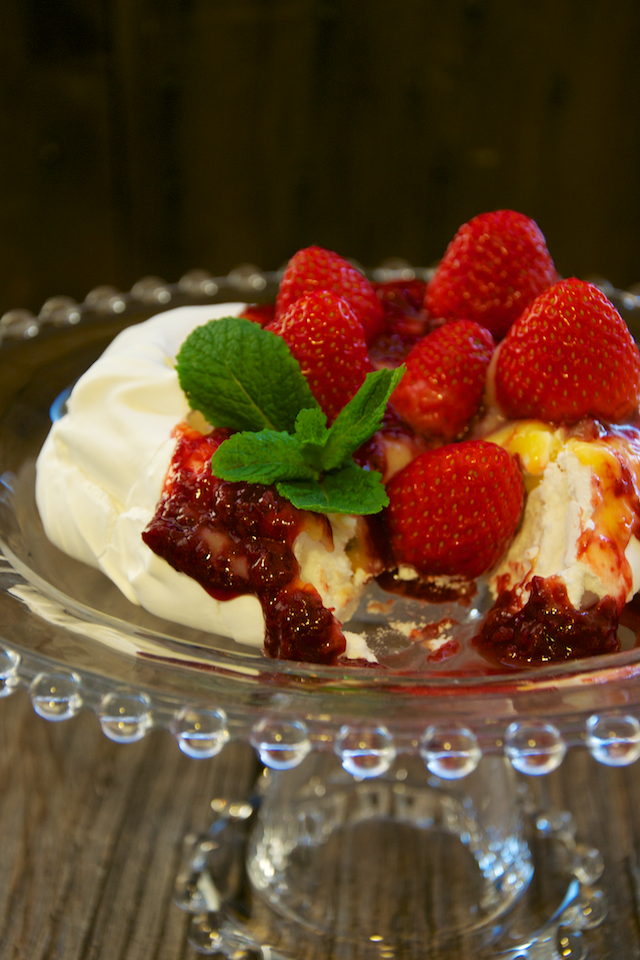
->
[176,317,318,433]
[321,367,404,471]
[278,465,390,514]
[176,316,404,515]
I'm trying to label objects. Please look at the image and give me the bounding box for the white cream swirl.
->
[35,304,375,656]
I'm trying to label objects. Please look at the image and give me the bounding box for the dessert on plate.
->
[35,210,640,669]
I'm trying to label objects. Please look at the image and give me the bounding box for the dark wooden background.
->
[1,0,639,318]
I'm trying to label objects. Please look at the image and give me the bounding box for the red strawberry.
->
[425,210,557,340]
[276,245,385,343]
[495,278,640,424]
[391,320,494,440]
[267,290,373,423]
[386,440,524,579]
[237,302,275,327]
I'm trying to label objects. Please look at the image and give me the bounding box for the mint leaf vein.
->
[211,430,319,484]
[176,317,319,433]
[278,465,389,514]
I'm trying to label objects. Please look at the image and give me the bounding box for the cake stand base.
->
[173,754,607,959]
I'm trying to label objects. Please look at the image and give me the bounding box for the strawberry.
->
[391,320,494,440]
[276,245,385,343]
[495,278,640,424]
[267,290,373,423]
[386,440,524,579]
[425,210,557,340]
[237,302,275,327]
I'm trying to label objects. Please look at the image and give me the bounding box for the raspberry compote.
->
[142,424,347,663]
[475,575,620,668]
[369,279,436,367]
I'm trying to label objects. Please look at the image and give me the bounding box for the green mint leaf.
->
[177,318,404,516]
[277,464,389,515]
[294,407,328,444]
[211,430,319,484]
[321,365,405,471]
[294,407,329,472]
[176,316,319,433]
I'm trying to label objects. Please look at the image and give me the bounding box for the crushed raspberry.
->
[475,576,620,667]
[142,425,347,664]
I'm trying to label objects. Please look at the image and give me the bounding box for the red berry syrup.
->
[475,575,620,668]
[142,424,347,663]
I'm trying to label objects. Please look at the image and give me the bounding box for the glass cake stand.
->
[0,266,639,959]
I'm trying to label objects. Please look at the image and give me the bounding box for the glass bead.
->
[504,720,566,775]
[555,929,586,960]
[586,713,640,766]
[130,275,172,305]
[0,644,20,698]
[179,269,219,297]
[210,797,256,821]
[372,258,416,282]
[334,723,396,779]
[535,809,575,840]
[187,912,225,953]
[29,671,82,721]
[0,309,40,339]
[98,688,153,743]
[250,716,311,770]
[227,264,267,293]
[172,704,230,759]
[38,296,81,325]
[187,913,264,958]
[560,889,607,931]
[571,842,605,886]
[84,285,122,313]
[419,723,481,779]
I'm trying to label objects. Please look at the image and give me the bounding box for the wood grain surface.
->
[0,689,257,960]
[3,688,640,959]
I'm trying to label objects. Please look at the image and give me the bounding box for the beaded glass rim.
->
[1,262,640,777]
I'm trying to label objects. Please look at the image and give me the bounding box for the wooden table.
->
[2,688,640,960]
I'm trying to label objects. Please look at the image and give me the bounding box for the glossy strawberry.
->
[386,440,524,579]
[267,290,373,423]
[425,210,557,340]
[391,320,494,440]
[495,278,640,424]
[276,245,385,343]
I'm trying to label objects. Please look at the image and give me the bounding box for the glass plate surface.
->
[2,269,640,766]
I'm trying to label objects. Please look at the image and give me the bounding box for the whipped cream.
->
[35,304,374,655]
[487,421,640,610]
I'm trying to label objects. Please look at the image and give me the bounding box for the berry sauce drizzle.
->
[142,424,347,664]
[475,575,621,667]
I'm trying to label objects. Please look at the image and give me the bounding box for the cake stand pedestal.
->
[170,750,608,959]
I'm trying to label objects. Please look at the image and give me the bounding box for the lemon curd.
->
[486,419,640,610]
